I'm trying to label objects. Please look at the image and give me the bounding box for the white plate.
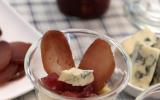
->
[125,83,144,97]
[0,0,42,99]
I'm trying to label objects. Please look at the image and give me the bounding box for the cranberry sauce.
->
[41,73,97,98]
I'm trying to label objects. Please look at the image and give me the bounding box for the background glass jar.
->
[57,0,110,18]
[124,0,160,33]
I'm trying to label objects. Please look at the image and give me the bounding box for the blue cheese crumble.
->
[58,68,94,86]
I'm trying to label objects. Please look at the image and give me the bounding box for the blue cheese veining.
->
[130,43,160,89]
[58,68,94,86]
[151,57,160,85]
[122,28,160,89]
[151,37,160,85]
[122,28,156,55]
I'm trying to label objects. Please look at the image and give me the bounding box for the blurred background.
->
[7,0,137,38]
[5,0,157,99]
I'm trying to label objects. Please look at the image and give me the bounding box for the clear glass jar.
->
[57,0,110,19]
[136,84,160,100]
[124,0,160,33]
[24,29,131,100]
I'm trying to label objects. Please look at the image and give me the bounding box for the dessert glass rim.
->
[136,83,160,100]
[24,28,132,99]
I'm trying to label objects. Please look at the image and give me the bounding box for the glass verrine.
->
[25,29,131,100]
[124,0,160,33]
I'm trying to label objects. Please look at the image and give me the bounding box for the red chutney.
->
[57,0,110,19]
[41,73,97,98]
